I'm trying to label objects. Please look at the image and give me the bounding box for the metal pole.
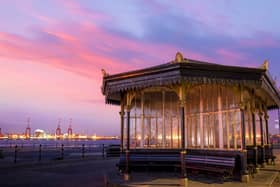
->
[82,144,85,158]
[14,145,18,163]
[38,144,42,161]
[61,144,64,160]
[102,144,105,159]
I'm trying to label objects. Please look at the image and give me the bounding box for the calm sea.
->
[0,139,120,148]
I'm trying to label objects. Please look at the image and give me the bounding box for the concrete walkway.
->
[108,170,279,187]
[0,149,279,187]
[0,157,119,187]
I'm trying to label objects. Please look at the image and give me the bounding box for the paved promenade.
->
[0,157,118,187]
[0,150,279,187]
[109,149,280,187]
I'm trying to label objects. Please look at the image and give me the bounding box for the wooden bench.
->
[184,155,236,179]
[106,144,120,157]
[117,151,180,172]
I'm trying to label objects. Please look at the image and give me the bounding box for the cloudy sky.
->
[0,0,280,135]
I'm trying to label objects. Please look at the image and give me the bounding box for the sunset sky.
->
[0,0,280,136]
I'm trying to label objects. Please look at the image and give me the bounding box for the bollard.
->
[102,144,105,159]
[61,144,64,160]
[82,144,85,158]
[14,145,18,163]
[38,144,42,161]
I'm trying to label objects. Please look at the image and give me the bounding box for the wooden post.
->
[259,112,265,166]
[141,92,145,147]
[156,115,158,147]
[120,94,125,152]
[125,106,131,178]
[252,112,258,167]
[264,114,269,145]
[264,113,272,163]
[241,108,246,150]
[199,87,204,148]
[126,108,130,151]
[179,84,187,179]
[218,87,223,149]
[240,87,249,182]
[180,105,186,178]
[162,91,166,147]
[181,106,185,149]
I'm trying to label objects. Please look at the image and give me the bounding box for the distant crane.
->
[25,118,31,139]
[56,118,62,139]
[67,118,73,139]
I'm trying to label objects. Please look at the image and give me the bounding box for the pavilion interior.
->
[122,85,269,150]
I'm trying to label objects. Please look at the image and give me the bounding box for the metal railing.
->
[0,142,120,163]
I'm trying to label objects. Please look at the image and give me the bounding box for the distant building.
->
[34,129,45,138]
[102,52,280,181]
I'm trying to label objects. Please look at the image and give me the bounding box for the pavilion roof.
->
[101,53,280,109]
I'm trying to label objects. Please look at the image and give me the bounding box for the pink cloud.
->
[215,48,248,66]
[0,9,220,87]
[58,0,110,22]
[239,37,279,48]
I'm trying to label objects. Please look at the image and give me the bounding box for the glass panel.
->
[185,85,241,150]
[245,111,253,145]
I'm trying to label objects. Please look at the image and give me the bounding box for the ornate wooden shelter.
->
[101,52,280,181]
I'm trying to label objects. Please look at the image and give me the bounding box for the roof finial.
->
[261,59,269,70]
[101,69,109,77]
[175,52,184,63]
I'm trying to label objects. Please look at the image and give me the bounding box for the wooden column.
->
[141,92,144,147]
[252,111,258,167]
[179,85,187,178]
[181,105,185,149]
[126,108,131,151]
[162,91,166,147]
[264,114,269,145]
[259,111,265,166]
[199,87,204,148]
[125,106,131,176]
[218,87,223,149]
[125,92,133,178]
[264,113,272,163]
[240,106,246,150]
[240,88,249,180]
[120,101,125,152]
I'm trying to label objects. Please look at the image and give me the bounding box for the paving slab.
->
[109,169,280,187]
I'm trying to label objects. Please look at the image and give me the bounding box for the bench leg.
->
[180,177,188,187]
